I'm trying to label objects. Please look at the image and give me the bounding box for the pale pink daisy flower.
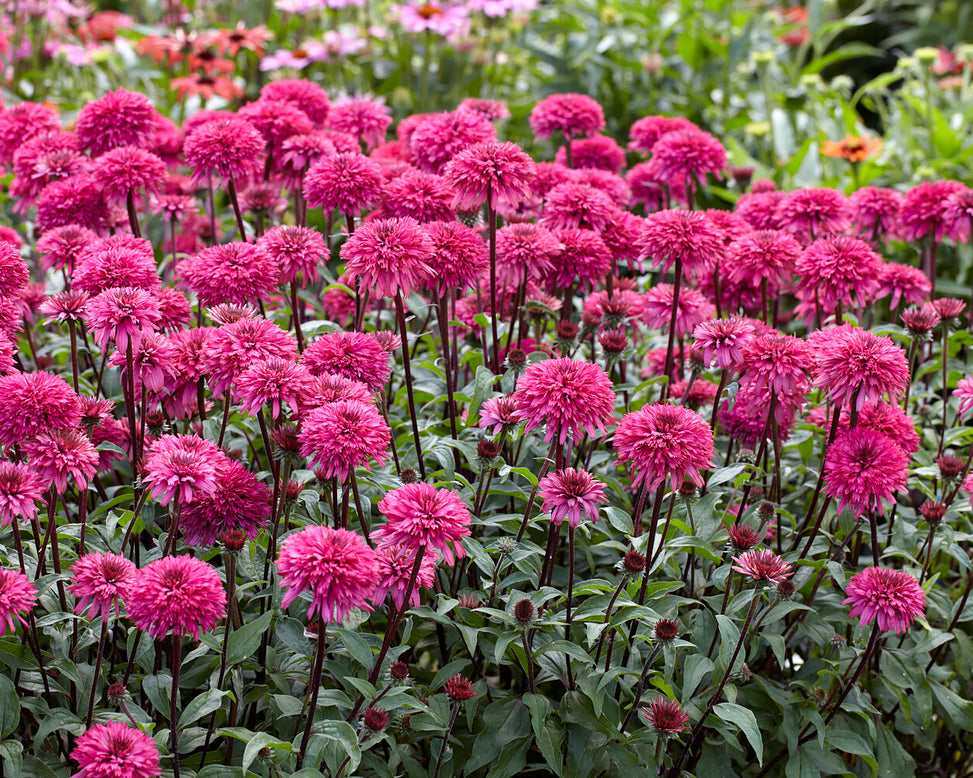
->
[70,721,161,778]
[824,428,909,517]
[538,467,608,527]
[23,429,99,494]
[693,317,757,370]
[143,434,229,505]
[179,460,272,547]
[339,216,434,298]
[373,482,472,565]
[372,543,438,610]
[68,552,137,622]
[441,141,535,211]
[614,404,715,491]
[643,285,716,338]
[808,325,910,410]
[303,151,385,217]
[731,549,793,584]
[0,371,82,447]
[0,462,46,526]
[843,566,925,634]
[299,399,390,481]
[301,331,391,391]
[0,568,37,636]
[126,555,227,640]
[529,93,605,141]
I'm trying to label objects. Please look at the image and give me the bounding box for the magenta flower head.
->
[529,93,605,141]
[73,235,160,296]
[0,568,36,636]
[693,317,757,370]
[0,102,61,164]
[809,325,910,410]
[897,180,967,242]
[261,79,331,126]
[645,128,727,185]
[373,482,472,565]
[724,229,801,292]
[258,225,327,286]
[35,173,111,234]
[776,187,852,244]
[739,333,809,400]
[238,98,314,152]
[409,110,497,174]
[441,141,535,211]
[540,182,620,233]
[143,434,229,506]
[235,357,315,419]
[126,555,227,640]
[183,116,265,186]
[202,317,298,396]
[555,134,625,172]
[643,285,715,338]
[850,186,904,239]
[628,115,699,155]
[70,721,161,778]
[302,331,390,391]
[0,241,27,299]
[86,287,161,352]
[614,404,715,491]
[68,552,137,623]
[303,151,385,217]
[638,210,724,277]
[326,97,392,151]
[825,428,909,517]
[381,170,457,223]
[372,543,438,610]
[0,371,82,447]
[299,399,391,481]
[641,697,691,737]
[796,235,883,314]
[37,224,98,274]
[513,357,616,445]
[538,467,608,528]
[180,242,279,308]
[422,220,489,296]
[731,549,793,584]
[495,222,562,286]
[92,146,167,202]
[277,525,381,623]
[339,216,434,298]
[179,460,272,547]
[843,566,925,634]
[0,462,46,526]
[24,428,99,494]
[876,263,931,311]
[76,89,157,157]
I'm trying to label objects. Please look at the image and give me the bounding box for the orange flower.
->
[204,24,274,57]
[821,135,882,163]
[171,74,243,101]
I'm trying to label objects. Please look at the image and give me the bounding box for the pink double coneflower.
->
[538,467,608,528]
[202,317,299,396]
[92,146,167,203]
[299,399,391,482]
[850,186,903,239]
[643,286,715,338]
[897,180,967,242]
[372,543,438,610]
[303,151,385,218]
[0,371,82,447]
[776,187,852,244]
[644,128,727,189]
[180,242,279,308]
[143,433,229,506]
[68,552,137,622]
[73,235,161,296]
[539,182,620,233]
[302,331,390,392]
[179,459,272,547]
[843,566,925,633]
[0,568,36,636]
[723,230,800,293]
[409,111,497,175]
[0,102,61,164]
[234,358,315,419]
[547,228,613,291]
[693,317,757,370]
[36,224,97,275]
[70,721,161,778]
[628,115,699,155]
[373,482,472,565]
[614,404,715,491]
[258,225,327,286]
[824,427,909,517]
[637,209,724,277]
[75,89,158,157]
[183,116,265,186]
[339,216,434,299]
[876,263,931,310]
[513,357,616,445]
[441,141,536,214]
[731,548,793,584]
[326,97,392,152]
[35,174,111,234]
[529,93,605,143]
[381,170,457,223]
[86,287,161,352]
[0,462,46,526]
[277,525,381,622]
[795,235,883,316]
[24,429,99,494]
[738,333,809,401]
[808,325,909,410]
[421,220,489,296]
[554,134,625,172]
[126,555,227,640]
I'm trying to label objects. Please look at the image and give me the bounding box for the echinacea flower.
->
[326,98,392,151]
[842,566,925,633]
[301,331,391,391]
[409,110,497,175]
[0,371,82,447]
[36,224,97,274]
[795,235,883,314]
[299,400,391,481]
[75,89,158,157]
[73,235,161,296]
[142,434,229,506]
[180,242,279,308]
[0,102,61,164]
[643,285,715,338]
[637,209,724,276]
[739,333,809,400]
[547,228,614,291]
[235,357,315,419]
[202,317,299,396]
[538,467,608,527]
[628,115,699,155]
[261,79,331,126]
[373,482,472,566]
[380,170,457,223]
[776,187,852,244]
[35,174,111,234]
[179,460,272,547]
[897,180,967,243]
[277,525,381,623]
[723,230,801,291]
[808,325,910,410]
[86,287,161,351]
[644,128,727,186]
[614,404,715,491]
[421,220,489,296]
[441,141,535,211]
[183,116,265,186]
[339,216,434,298]
[303,151,385,217]
[125,555,227,640]
[0,462,46,526]
[641,697,690,736]
[554,134,625,172]
[731,548,793,584]
[693,317,757,370]
[876,263,931,311]
[824,428,909,517]
[70,721,161,777]
[513,357,616,445]
[372,543,438,610]
[92,145,167,202]
[444,674,477,700]
[0,241,27,299]
[540,182,619,233]
[0,568,37,637]
[850,186,903,239]
[23,428,99,494]
[495,223,562,285]
[68,552,137,622]
[529,93,605,141]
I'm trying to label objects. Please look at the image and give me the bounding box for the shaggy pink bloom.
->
[303,151,385,216]
[615,403,714,491]
[809,325,910,410]
[0,102,61,164]
[955,377,973,417]
[479,395,520,435]
[513,357,616,444]
[628,115,699,154]
[277,525,381,622]
[704,209,753,245]
[92,146,167,201]
[279,131,336,183]
[0,462,46,526]
[409,111,497,174]
[442,141,536,211]
[75,89,157,157]
[540,182,619,233]
[9,130,87,207]
[693,317,757,370]
[381,170,456,223]
[548,228,613,290]
[261,79,331,126]
[180,242,278,308]
[86,286,160,351]
[108,330,176,395]
[326,98,392,151]
[143,434,228,505]
[35,174,111,233]
[183,116,265,186]
[202,318,298,396]
[372,543,438,610]
[723,230,800,292]
[422,220,489,296]
[876,262,931,310]
[739,333,809,400]
[0,371,82,447]
[70,721,161,778]
[897,180,967,242]
[302,331,391,391]
[796,235,883,313]
[0,568,36,636]
[850,186,904,239]
[179,460,272,547]
[645,128,727,185]
[735,190,785,231]
[942,188,973,242]
[68,552,137,622]
[824,428,909,517]
[373,482,472,565]
[643,285,715,337]
[299,399,390,481]
[24,429,99,494]
[638,209,724,276]
[718,387,795,449]
[457,97,510,121]
[36,224,97,274]
[641,697,691,736]
[340,216,434,298]
[495,222,562,285]
[538,467,608,528]
[843,566,925,634]
[554,134,625,172]
[238,99,314,152]
[776,187,852,244]
[529,93,605,141]
[73,235,160,296]
[302,373,373,410]
[155,287,193,332]
[732,549,793,583]
[854,402,920,455]
[0,242,27,299]
[126,555,227,640]
[235,357,315,419]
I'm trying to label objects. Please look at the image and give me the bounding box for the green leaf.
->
[241,732,292,773]
[0,741,22,777]
[682,655,713,700]
[142,674,171,718]
[715,614,741,674]
[225,609,274,666]
[179,689,231,729]
[0,676,18,737]
[305,720,361,776]
[713,702,763,765]
[826,730,878,777]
